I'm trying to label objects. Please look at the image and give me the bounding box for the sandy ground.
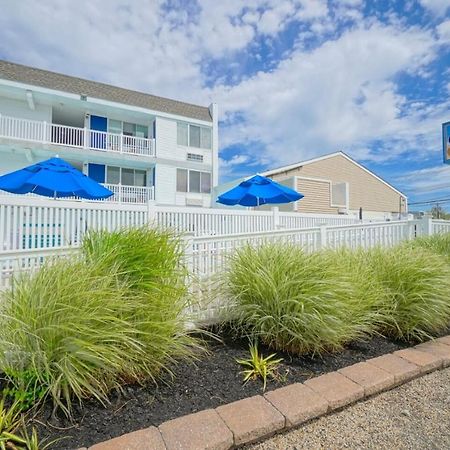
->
[247,367,450,450]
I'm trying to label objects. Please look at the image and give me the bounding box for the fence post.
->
[272,206,280,230]
[420,215,433,237]
[183,232,195,276]
[147,201,156,226]
[318,224,328,249]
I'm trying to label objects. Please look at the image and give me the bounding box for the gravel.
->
[247,367,450,450]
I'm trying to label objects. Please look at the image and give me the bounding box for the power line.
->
[409,197,450,206]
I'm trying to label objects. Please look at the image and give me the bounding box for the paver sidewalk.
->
[247,367,450,450]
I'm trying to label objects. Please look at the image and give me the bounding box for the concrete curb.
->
[80,336,450,450]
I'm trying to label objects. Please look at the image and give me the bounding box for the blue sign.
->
[444,121,450,164]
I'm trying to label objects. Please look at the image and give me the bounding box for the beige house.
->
[263,152,407,220]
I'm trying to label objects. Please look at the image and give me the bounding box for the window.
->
[201,127,212,149]
[189,170,201,193]
[121,168,135,186]
[189,125,201,148]
[177,122,212,149]
[106,120,148,138]
[177,123,188,146]
[134,170,147,187]
[108,119,122,135]
[201,172,211,193]
[107,166,120,184]
[176,169,211,193]
[187,153,204,162]
[123,122,135,136]
[177,169,188,192]
[105,166,147,187]
[135,125,148,138]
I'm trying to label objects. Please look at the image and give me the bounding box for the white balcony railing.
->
[0,184,154,205]
[102,184,154,204]
[0,114,156,157]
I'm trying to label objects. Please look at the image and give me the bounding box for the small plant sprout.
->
[236,342,283,391]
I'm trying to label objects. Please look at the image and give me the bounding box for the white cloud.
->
[212,21,445,167]
[437,19,450,43]
[0,0,448,191]
[419,0,450,16]
[398,165,450,195]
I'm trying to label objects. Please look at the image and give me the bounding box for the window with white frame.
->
[106,166,147,187]
[108,119,148,138]
[176,169,211,193]
[177,122,212,150]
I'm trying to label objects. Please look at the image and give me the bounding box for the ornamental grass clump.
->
[82,226,186,298]
[365,245,450,342]
[406,232,450,262]
[0,227,200,416]
[225,243,376,355]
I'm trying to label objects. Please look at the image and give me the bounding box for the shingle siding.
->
[0,60,212,122]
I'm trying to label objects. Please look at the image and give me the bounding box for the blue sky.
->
[0,0,449,208]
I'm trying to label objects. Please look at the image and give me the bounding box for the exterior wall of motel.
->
[0,83,218,207]
[270,154,406,220]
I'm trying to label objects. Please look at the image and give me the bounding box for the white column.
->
[209,103,219,188]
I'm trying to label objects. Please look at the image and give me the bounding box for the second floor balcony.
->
[0,114,156,157]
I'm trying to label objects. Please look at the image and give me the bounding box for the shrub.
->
[225,243,377,355]
[0,228,200,415]
[406,233,450,262]
[365,246,450,341]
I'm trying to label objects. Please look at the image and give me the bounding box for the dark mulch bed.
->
[28,331,415,450]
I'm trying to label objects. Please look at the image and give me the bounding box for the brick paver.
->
[159,409,233,450]
[88,427,166,450]
[366,353,420,384]
[216,395,285,445]
[338,361,395,396]
[393,348,442,373]
[436,336,450,347]
[264,383,329,428]
[415,341,450,367]
[304,371,364,410]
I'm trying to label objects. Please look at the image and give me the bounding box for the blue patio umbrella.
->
[0,157,113,200]
[217,174,304,207]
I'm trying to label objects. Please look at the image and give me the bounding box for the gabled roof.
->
[263,151,406,198]
[0,60,212,122]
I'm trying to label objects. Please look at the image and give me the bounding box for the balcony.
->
[0,184,154,205]
[102,184,154,204]
[0,114,156,157]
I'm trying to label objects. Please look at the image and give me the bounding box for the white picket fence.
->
[0,195,446,296]
[189,219,421,278]
[0,197,360,251]
[0,197,148,251]
[432,219,450,235]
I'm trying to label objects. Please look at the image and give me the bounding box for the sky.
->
[0,0,449,208]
